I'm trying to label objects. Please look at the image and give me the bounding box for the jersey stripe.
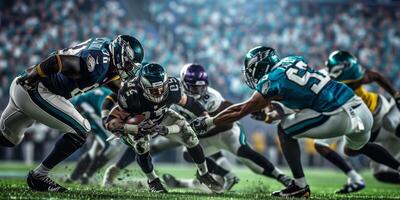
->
[284,115,330,137]
[28,89,88,136]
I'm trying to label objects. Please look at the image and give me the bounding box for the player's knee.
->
[0,131,17,147]
[181,128,199,148]
[134,140,150,155]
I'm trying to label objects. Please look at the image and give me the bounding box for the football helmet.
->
[180,63,208,99]
[139,63,169,103]
[243,46,280,89]
[325,50,358,80]
[110,35,144,81]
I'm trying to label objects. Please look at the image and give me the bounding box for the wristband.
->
[204,117,216,129]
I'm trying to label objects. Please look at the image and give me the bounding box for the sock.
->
[271,168,284,178]
[136,152,154,174]
[186,145,208,175]
[116,148,136,169]
[69,153,92,180]
[315,143,352,174]
[294,177,307,188]
[33,164,50,177]
[196,161,208,176]
[277,126,305,179]
[146,170,158,182]
[42,133,85,170]
[205,157,229,177]
[237,145,277,178]
[358,142,400,170]
[347,170,363,183]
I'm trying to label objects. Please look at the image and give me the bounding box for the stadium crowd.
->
[0,0,399,167]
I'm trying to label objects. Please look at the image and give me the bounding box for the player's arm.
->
[18,55,84,86]
[178,94,208,116]
[360,69,398,96]
[101,93,118,127]
[105,105,131,135]
[191,92,270,134]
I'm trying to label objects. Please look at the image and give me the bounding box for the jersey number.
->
[286,61,330,94]
[168,78,179,92]
[71,84,99,97]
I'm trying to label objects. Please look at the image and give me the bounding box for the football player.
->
[190,46,400,198]
[66,87,125,184]
[313,50,400,189]
[0,35,144,192]
[105,63,222,193]
[161,63,292,192]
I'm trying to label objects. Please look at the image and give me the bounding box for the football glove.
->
[190,116,214,135]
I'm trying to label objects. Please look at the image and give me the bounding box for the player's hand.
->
[151,125,169,136]
[190,116,213,135]
[394,92,400,109]
[251,110,267,121]
[106,120,125,136]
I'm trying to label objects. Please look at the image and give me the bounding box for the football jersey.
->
[41,38,118,99]
[171,87,224,121]
[70,87,113,117]
[256,56,355,112]
[330,59,379,113]
[118,77,183,123]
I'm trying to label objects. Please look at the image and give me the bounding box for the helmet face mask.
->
[180,63,208,99]
[243,46,280,89]
[110,35,144,81]
[139,63,169,103]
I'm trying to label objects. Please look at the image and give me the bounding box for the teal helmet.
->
[243,46,280,89]
[138,63,169,103]
[325,50,359,80]
[110,35,144,81]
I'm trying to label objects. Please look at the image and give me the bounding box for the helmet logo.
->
[86,54,96,72]
[329,64,345,79]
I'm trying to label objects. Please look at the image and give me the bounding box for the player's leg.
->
[133,134,167,193]
[162,109,222,192]
[273,107,353,197]
[103,146,135,187]
[0,78,35,147]
[343,103,400,171]
[16,82,91,192]
[381,98,400,137]
[222,123,292,186]
[314,139,365,194]
[67,138,101,183]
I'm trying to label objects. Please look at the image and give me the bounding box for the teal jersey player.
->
[325,50,365,83]
[255,56,355,112]
[70,87,113,117]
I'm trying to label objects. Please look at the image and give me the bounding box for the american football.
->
[0,0,400,199]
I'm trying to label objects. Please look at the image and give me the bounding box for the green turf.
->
[0,162,399,200]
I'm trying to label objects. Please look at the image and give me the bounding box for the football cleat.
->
[196,171,223,193]
[277,174,293,187]
[272,180,311,198]
[223,175,240,191]
[335,181,365,194]
[148,178,168,193]
[27,170,67,192]
[102,165,121,187]
[162,173,182,188]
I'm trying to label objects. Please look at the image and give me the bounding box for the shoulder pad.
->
[202,87,224,112]
[117,81,141,112]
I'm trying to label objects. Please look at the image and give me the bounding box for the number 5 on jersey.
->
[286,61,330,94]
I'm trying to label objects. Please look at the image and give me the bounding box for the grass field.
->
[0,162,399,200]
